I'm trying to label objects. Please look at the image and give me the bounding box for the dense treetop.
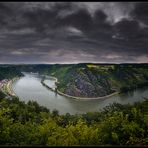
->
[0,90,147,146]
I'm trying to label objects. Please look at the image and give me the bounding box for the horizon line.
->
[0,62,148,65]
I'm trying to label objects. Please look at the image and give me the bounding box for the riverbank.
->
[57,89,119,100]
[1,77,20,97]
[41,76,119,100]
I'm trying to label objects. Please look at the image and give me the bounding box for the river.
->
[12,72,148,115]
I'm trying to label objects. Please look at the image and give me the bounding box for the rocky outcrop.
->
[62,68,114,98]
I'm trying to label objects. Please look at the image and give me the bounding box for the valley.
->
[0,63,148,114]
[0,63,147,145]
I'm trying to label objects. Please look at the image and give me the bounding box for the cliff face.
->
[58,68,114,98]
[51,64,148,98]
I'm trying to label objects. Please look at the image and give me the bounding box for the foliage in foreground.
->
[0,92,147,146]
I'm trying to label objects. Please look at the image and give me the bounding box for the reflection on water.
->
[55,92,57,97]
[12,73,148,115]
[119,91,134,100]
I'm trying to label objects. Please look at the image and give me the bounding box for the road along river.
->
[12,72,148,115]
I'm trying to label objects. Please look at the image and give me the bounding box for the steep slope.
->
[50,64,148,98]
[59,67,114,97]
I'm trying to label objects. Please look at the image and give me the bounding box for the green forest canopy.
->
[0,90,147,146]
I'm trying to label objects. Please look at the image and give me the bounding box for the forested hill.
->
[0,91,147,146]
[0,66,23,80]
[48,63,148,98]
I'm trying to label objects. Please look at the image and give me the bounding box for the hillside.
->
[48,64,148,98]
[0,92,147,146]
[0,66,23,80]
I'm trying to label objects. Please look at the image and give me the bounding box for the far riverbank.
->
[41,76,119,100]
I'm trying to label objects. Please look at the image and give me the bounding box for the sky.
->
[0,2,148,64]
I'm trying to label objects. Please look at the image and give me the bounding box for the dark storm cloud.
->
[131,2,148,25]
[0,2,148,64]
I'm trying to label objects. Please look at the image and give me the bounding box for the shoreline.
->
[1,77,20,97]
[9,77,20,97]
[56,89,119,100]
[41,75,119,100]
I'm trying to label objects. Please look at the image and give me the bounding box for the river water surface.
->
[12,72,148,114]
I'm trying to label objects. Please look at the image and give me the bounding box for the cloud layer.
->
[0,2,148,64]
